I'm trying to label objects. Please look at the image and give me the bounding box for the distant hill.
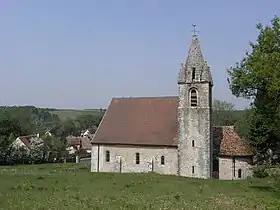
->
[48,109,105,121]
[49,108,245,124]
[0,105,246,126]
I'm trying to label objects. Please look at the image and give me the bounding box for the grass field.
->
[0,164,279,209]
[49,109,104,120]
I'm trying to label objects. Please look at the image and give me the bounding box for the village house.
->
[66,135,92,154]
[66,135,92,163]
[11,134,50,160]
[81,129,90,137]
[12,134,44,151]
[91,33,253,180]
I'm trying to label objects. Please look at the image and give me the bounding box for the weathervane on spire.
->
[192,24,197,36]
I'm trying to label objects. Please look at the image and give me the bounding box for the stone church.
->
[91,34,253,180]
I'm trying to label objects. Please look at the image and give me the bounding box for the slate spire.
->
[178,34,213,85]
[185,35,204,68]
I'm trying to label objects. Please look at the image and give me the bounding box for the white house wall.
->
[12,138,29,150]
[91,144,253,180]
[91,144,178,175]
[219,157,252,180]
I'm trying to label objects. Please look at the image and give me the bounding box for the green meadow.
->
[0,164,279,209]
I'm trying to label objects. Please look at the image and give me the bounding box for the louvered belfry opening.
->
[190,89,197,107]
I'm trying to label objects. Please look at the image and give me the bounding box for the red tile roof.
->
[18,134,50,151]
[18,134,38,149]
[93,97,253,156]
[66,135,93,150]
[214,126,253,156]
[93,97,178,146]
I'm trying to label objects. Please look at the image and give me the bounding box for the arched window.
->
[136,152,140,164]
[192,166,195,174]
[238,169,242,178]
[192,67,196,80]
[105,150,110,162]
[160,155,165,165]
[192,140,195,147]
[190,89,198,107]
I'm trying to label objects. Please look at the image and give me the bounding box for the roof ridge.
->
[19,134,37,138]
[113,96,178,100]
[214,125,234,128]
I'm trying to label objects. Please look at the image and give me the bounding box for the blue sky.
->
[0,1,278,109]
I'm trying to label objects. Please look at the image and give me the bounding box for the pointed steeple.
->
[185,35,204,68]
[183,34,213,85]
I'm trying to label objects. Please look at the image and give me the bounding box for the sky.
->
[0,1,279,109]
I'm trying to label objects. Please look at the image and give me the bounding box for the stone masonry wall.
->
[178,82,212,179]
[219,157,253,180]
[91,144,178,175]
[177,84,186,176]
[91,145,99,172]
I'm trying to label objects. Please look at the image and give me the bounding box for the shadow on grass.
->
[249,185,275,192]
[249,185,280,199]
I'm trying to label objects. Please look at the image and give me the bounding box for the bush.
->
[267,166,280,177]
[252,165,269,178]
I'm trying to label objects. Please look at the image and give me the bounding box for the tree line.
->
[0,106,104,165]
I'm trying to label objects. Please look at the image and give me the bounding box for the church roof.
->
[92,97,253,157]
[93,97,178,147]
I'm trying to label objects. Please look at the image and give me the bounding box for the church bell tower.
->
[177,28,213,179]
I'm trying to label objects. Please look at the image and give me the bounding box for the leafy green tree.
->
[0,114,26,164]
[49,120,76,139]
[234,109,251,139]
[28,136,46,163]
[227,16,280,162]
[0,113,25,137]
[0,106,60,134]
[212,99,244,126]
[213,99,235,111]
[42,135,67,162]
[0,134,17,164]
[9,144,29,165]
[75,114,102,133]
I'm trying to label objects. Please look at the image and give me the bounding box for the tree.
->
[0,134,17,164]
[0,106,60,134]
[50,114,103,140]
[234,108,251,139]
[212,99,238,126]
[0,114,26,164]
[9,146,29,164]
[75,114,102,133]
[213,99,235,111]
[49,119,77,139]
[0,113,25,137]
[227,16,280,162]
[42,135,67,162]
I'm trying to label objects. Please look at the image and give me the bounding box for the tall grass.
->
[0,164,279,209]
